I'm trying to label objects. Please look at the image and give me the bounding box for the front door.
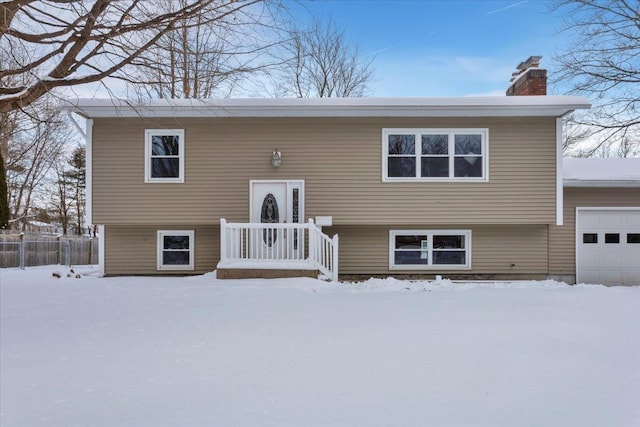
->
[250,180,304,259]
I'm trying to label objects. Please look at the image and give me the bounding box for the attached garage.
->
[576,209,640,285]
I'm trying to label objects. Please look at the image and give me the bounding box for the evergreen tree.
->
[64,146,86,235]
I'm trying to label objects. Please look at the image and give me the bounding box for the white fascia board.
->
[61,96,591,118]
[564,179,640,188]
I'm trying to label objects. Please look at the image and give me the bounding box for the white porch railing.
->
[219,218,339,281]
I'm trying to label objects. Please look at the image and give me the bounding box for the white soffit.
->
[564,158,640,187]
[62,96,591,118]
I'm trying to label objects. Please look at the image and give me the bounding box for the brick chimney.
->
[506,56,547,96]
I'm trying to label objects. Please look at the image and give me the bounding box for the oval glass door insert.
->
[261,193,279,247]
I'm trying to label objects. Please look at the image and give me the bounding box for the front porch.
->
[216,219,339,281]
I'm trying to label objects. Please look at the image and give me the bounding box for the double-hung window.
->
[145,129,185,183]
[390,230,471,270]
[157,230,194,270]
[383,128,488,181]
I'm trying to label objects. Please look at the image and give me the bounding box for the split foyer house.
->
[64,58,640,285]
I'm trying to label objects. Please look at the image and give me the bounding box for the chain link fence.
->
[0,234,99,269]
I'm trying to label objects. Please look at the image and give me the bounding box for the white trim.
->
[249,180,305,224]
[63,96,591,118]
[382,128,489,182]
[85,119,93,226]
[575,207,640,284]
[564,180,640,188]
[65,110,86,139]
[144,129,185,183]
[556,118,563,226]
[157,230,195,271]
[575,207,640,212]
[389,229,472,270]
[98,225,105,277]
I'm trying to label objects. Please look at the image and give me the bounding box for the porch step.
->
[217,268,319,280]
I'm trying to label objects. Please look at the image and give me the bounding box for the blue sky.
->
[287,0,573,96]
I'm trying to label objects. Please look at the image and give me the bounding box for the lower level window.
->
[157,230,194,270]
[390,230,471,270]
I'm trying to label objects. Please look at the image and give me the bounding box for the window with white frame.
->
[383,129,488,181]
[389,230,471,270]
[157,230,194,270]
[145,129,185,183]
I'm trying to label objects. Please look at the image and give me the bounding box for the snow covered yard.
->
[1,267,639,427]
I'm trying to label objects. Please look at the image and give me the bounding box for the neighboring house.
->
[25,221,61,235]
[63,58,639,285]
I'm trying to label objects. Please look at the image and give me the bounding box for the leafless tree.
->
[265,17,374,98]
[6,95,71,230]
[125,0,280,99]
[553,0,639,157]
[0,0,270,113]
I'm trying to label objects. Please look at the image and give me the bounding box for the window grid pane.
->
[421,135,448,155]
[454,134,482,155]
[433,251,466,265]
[162,250,190,265]
[152,158,180,178]
[388,157,416,178]
[151,135,179,156]
[388,135,415,155]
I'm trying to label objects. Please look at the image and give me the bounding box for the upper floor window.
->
[145,129,185,183]
[382,128,488,182]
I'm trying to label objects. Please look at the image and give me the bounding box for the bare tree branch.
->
[262,16,374,98]
[552,0,640,157]
[0,0,270,112]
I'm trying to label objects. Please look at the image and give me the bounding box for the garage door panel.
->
[623,214,640,227]
[578,269,600,284]
[577,209,640,285]
[581,214,603,228]
[601,270,624,284]
[602,251,624,266]
[622,252,640,264]
[622,271,640,285]
[580,250,601,265]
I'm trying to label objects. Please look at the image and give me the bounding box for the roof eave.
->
[60,97,591,119]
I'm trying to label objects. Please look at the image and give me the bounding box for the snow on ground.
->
[1,266,639,427]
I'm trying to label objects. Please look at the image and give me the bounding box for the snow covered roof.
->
[564,158,640,187]
[62,96,590,118]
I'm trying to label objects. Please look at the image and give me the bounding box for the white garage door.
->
[577,209,640,285]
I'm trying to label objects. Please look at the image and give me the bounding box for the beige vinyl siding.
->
[92,117,557,226]
[104,225,218,276]
[327,224,549,276]
[549,187,640,276]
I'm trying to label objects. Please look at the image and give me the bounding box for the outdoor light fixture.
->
[272,149,282,168]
